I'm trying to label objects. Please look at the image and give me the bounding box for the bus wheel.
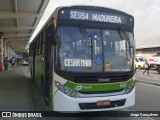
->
[138,65,141,69]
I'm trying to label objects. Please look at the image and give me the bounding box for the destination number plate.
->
[97,100,111,106]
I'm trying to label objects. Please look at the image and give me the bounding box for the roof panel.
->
[18,0,43,12]
[18,18,35,26]
[0,19,16,26]
[5,31,17,34]
[0,0,14,11]
[19,29,32,33]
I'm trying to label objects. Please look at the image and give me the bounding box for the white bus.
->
[29,5,135,112]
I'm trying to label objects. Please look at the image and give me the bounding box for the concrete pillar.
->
[8,45,10,59]
[4,40,6,58]
[0,35,3,72]
[10,48,12,58]
[11,48,14,58]
[0,37,3,65]
[7,43,9,59]
[9,47,13,59]
[13,50,15,57]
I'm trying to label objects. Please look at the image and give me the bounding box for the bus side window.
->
[50,28,56,45]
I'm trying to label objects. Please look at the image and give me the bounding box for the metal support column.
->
[7,44,9,60]
[4,40,6,58]
[0,37,3,71]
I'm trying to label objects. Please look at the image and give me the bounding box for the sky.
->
[29,0,160,49]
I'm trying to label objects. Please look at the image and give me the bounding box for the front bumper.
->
[54,87,135,112]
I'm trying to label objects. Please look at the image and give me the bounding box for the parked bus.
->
[29,6,135,112]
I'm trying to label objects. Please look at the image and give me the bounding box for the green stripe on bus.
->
[65,79,133,92]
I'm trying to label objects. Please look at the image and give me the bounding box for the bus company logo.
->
[74,85,82,91]
[120,83,127,88]
[98,79,110,82]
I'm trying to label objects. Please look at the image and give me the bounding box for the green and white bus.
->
[29,5,135,112]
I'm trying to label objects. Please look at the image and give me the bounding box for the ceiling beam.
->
[6,38,29,41]
[13,0,19,36]
[8,40,28,43]
[13,47,25,49]
[0,11,42,19]
[10,43,27,46]
[0,26,35,32]
[11,47,26,50]
[11,44,27,47]
[10,41,27,45]
[33,0,50,27]
[5,34,31,38]
[39,0,50,14]
[14,0,18,13]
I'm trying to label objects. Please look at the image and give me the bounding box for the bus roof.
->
[30,5,134,44]
[53,5,134,29]
[53,5,133,18]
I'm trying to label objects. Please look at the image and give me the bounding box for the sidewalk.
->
[0,65,33,111]
[22,66,50,111]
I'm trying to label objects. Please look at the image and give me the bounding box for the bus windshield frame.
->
[55,26,134,73]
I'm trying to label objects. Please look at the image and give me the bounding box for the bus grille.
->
[79,89,124,94]
[72,74,131,83]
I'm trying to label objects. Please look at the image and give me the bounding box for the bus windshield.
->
[56,26,134,72]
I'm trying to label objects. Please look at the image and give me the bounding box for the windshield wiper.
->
[79,24,93,60]
[122,31,133,48]
[117,28,133,48]
[117,27,134,70]
[79,24,91,47]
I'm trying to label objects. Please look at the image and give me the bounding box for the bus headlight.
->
[124,82,135,94]
[55,81,77,97]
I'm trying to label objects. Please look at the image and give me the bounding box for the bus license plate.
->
[97,100,111,106]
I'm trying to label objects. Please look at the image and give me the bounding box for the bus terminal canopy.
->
[0,0,50,52]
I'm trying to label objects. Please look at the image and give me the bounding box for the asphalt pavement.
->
[135,69,160,86]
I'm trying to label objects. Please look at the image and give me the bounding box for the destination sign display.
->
[59,9,131,25]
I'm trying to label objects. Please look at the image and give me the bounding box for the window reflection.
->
[103,30,133,71]
[56,27,134,72]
